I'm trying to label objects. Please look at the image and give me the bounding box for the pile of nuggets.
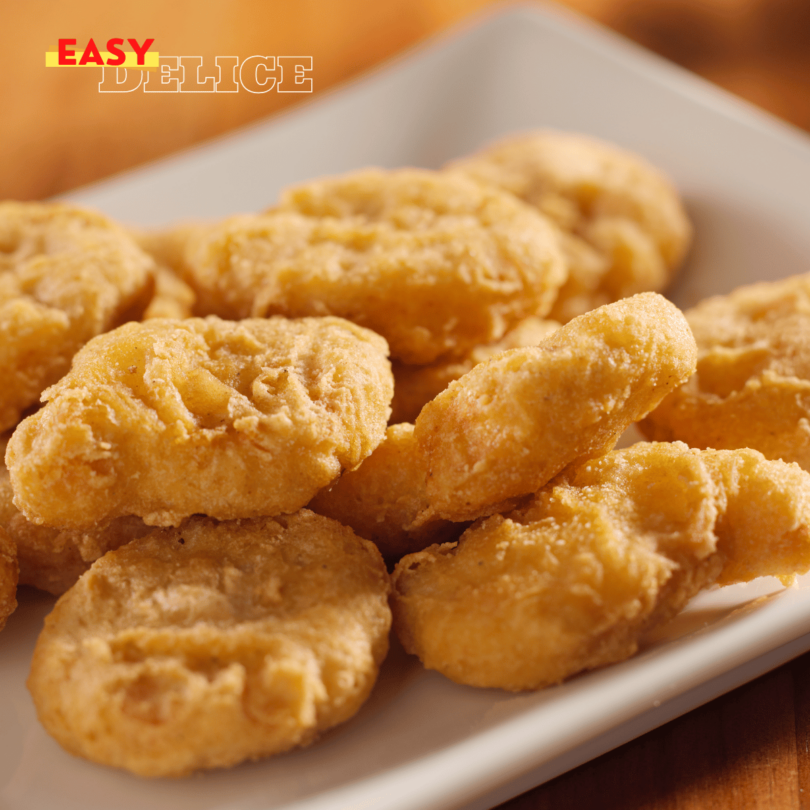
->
[3,130,810,777]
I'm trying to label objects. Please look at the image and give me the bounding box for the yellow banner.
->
[45,50,159,69]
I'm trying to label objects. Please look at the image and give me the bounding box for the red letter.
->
[128,38,154,66]
[58,39,76,65]
[106,38,125,66]
[79,38,104,66]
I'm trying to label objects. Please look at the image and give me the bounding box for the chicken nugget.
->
[309,423,464,564]
[131,221,203,276]
[0,525,17,632]
[448,130,691,322]
[0,202,156,431]
[182,169,567,364]
[0,440,18,616]
[415,293,697,522]
[641,273,810,468]
[389,316,560,425]
[131,223,199,319]
[27,511,391,776]
[142,267,195,320]
[0,455,148,593]
[7,316,393,529]
[391,443,810,691]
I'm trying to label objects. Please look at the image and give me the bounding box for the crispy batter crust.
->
[0,524,17,632]
[0,458,148,593]
[131,223,200,319]
[641,273,810,468]
[391,443,810,691]
[27,511,391,776]
[183,169,567,364]
[389,317,560,425]
[415,293,697,522]
[0,202,156,431]
[142,267,195,320]
[309,424,464,564]
[448,130,691,322]
[7,316,393,528]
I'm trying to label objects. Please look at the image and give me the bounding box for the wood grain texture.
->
[3,1,810,807]
[499,660,806,809]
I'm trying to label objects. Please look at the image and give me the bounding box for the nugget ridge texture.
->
[391,443,810,691]
[390,316,560,425]
[27,512,391,776]
[309,423,463,563]
[7,316,393,528]
[183,169,567,363]
[641,273,810,469]
[415,293,697,521]
[0,458,149,593]
[0,525,17,632]
[0,202,156,431]
[448,130,691,322]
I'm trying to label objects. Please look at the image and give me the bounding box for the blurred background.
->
[3,3,810,807]
[3,0,810,201]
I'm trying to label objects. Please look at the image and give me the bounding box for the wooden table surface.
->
[4,2,810,808]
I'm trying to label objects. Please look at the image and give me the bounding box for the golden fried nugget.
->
[182,169,567,364]
[27,511,391,777]
[0,202,156,431]
[700,447,810,586]
[8,316,393,529]
[641,273,810,468]
[132,222,203,275]
[0,457,148,593]
[447,131,692,322]
[389,317,560,425]
[0,525,17,631]
[0,440,18,616]
[391,443,810,691]
[131,224,199,319]
[415,293,697,522]
[142,267,195,320]
[309,424,464,564]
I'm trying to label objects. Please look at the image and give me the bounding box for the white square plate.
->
[5,4,810,809]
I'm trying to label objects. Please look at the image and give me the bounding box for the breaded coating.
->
[132,223,199,319]
[700,448,810,586]
[0,525,17,631]
[309,424,464,564]
[0,202,156,431]
[7,316,393,529]
[391,443,810,691]
[390,317,560,425]
[132,222,204,276]
[447,131,691,322]
[142,267,195,320]
[415,293,697,522]
[0,457,148,593]
[182,169,567,364]
[641,273,810,468]
[27,511,391,777]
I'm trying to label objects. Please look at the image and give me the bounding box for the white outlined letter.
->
[239,55,276,93]
[277,56,313,93]
[179,56,216,92]
[144,56,182,93]
[98,66,144,93]
[214,56,239,92]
